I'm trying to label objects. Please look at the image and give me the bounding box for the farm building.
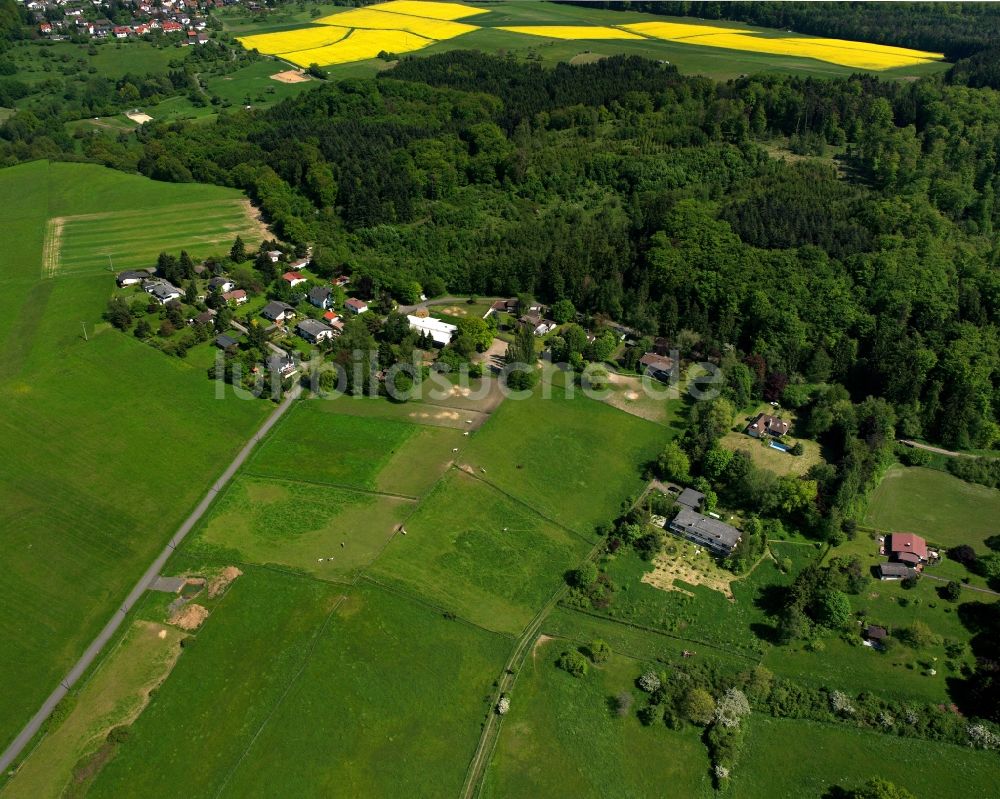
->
[262,301,295,323]
[886,532,928,566]
[865,624,888,642]
[878,562,917,581]
[345,298,368,315]
[296,318,335,344]
[666,508,741,556]
[746,413,790,438]
[267,250,282,263]
[408,314,457,346]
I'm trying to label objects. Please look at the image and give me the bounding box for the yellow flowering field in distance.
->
[283,29,435,67]
[371,0,487,21]
[314,7,478,40]
[622,21,751,40]
[238,25,350,55]
[498,26,645,41]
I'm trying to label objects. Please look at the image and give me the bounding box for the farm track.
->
[0,383,303,775]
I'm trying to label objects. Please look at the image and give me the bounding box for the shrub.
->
[684,687,716,725]
[638,670,662,693]
[941,580,962,601]
[613,691,633,717]
[948,544,978,567]
[556,650,588,678]
[588,639,611,664]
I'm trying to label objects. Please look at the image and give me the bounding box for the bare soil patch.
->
[41,217,64,278]
[532,633,554,664]
[240,198,272,240]
[125,111,153,124]
[642,545,735,600]
[570,52,608,65]
[207,566,243,598]
[169,603,209,630]
[270,69,311,84]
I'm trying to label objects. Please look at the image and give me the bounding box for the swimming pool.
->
[769,441,791,453]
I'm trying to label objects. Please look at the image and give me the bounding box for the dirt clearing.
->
[169,603,209,630]
[642,543,735,600]
[125,111,153,124]
[208,566,243,598]
[270,69,312,84]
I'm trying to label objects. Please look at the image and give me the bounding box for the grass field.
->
[461,389,666,535]
[369,469,592,634]
[2,621,184,799]
[0,160,270,753]
[482,638,712,798]
[865,465,1000,549]
[212,584,509,797]
[86,569,341,798]
[730,715,1000,798]
[185,476,412,580]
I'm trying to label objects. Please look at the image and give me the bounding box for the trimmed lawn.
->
[730,715,1000,798]
[481,638,711,799]
[462,389,665,535]
[87,569,341,798]
[216,585,510,798]
[0,160,271,752]
[865,464,1000,549]
[369,470,592,635]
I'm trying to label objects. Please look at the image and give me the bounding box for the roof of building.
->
[193,311,215,324]
[748,413,789,437]
[215,334,238,349]
[676,487,705,511]
[117,269,149,281]
[262,300,294,319]
[323,311,340,322]
[345,297,368,309]
[408,314,457,346]
[222,289,246,300]
[282,271,305,282]
[888,533,928,561]
[208,276,231,288]
[296,318,333,337]
[640,352,674,372]
[150,283,181,299]
[308,286,331,302]
[267,352,295,372]
[878,562,917,579]
[670,508,741,550]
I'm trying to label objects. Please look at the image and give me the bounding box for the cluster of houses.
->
[658,487,742,557]
[27,0,220,41]
[876,532,937,580]
[484,300,556,337]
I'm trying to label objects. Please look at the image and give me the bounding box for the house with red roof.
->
[222,289,247,305]
[162,20,183,33]
[887,533,928,567]
[282,271,307,288]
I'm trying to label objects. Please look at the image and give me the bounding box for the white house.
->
[345,298,368,315]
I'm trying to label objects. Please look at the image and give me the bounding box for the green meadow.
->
[0,160,269,752]
[369,470,592,635]
[730,715,1000,798]
[482,639,711,799]
[865,464,1000,549]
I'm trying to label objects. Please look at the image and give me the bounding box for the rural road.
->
[896,439,975,459]
[397,295,505,315]
[0,383,302,775]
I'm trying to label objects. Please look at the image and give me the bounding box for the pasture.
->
[212,585,509,797]
[369,470,592,635]
[481,638,711,799]
[461,389,665,536]
[730,715,1000,798]
[85,569,341,799]
[865,464,1000,549]
[185,476,411,581]
[0,160,270,753]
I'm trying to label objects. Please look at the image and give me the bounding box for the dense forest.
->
[559,1,1000,59]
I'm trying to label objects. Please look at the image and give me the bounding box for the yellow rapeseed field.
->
[238,26,350,55]
[370,0,487,21]
[623,21,942,70]
[314,8,478,40]
[498,26,644,41]
[283,29,435,67]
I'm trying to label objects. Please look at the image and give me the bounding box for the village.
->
[23,0,225,41]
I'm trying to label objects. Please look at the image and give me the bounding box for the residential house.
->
[408,314,456,347]
[116,269,149,287]
[222,289,247,305]
[267,250,282,263]
[308,286,333,310]
[214,334,238,351]
[878,562,917,581]
[333,274,350,287]
[296,318,335,344]
[190,310,216,326]
[288,258,310,271]
[208,276,234,293]
[345,298,368,315]
[146,282,183,305]
[521,307,556,336]
[39,22,52,34]
[666,508,741,556]
[113,25,131,38]
[162,20,183,33]
[639,352,675,383]
[267,351,297,379]
[261,300,295,323]
[484,298,517,318]
[886,533,928,567]
[282,271,307,288]
[675,487,705,512]
[746,413,790,438]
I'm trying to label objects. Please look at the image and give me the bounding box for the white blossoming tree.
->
[714,688,751,729]
[496,695,510,716]
[830,690,856,716]
[638,671,661,693]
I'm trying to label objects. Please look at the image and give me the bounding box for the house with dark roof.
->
[191,310,216,326]
[116,269,150,287]
[746,413,789,438]
[296,318,334,344]
[146,282,183,304]
[214,334,238,351]
[261,301,295,323]
[208,276,234,293]
[878,562,917,581]
[267,352,297,379]
[676,487,705,512]
[887,533,928,566]
[308,286,333,310]
[667,508,741,556]
[639,352,675,382]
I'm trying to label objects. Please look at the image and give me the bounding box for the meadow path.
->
[0,383,303,775]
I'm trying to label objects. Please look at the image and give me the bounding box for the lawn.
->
[369,469,592,635]
[721,402,824,477]
[481,638,712,799]
[461,388,666,536]
[210,584,510,797]
[85,569,341,798]
[0,160,270,753]
[865,464,1000,549]
[2,620,185,799]
[185,476,412,581]
[730,715,1000,798]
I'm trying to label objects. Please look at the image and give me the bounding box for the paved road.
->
[0,383,302,775]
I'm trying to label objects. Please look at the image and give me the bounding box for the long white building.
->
[407,314,457,346]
